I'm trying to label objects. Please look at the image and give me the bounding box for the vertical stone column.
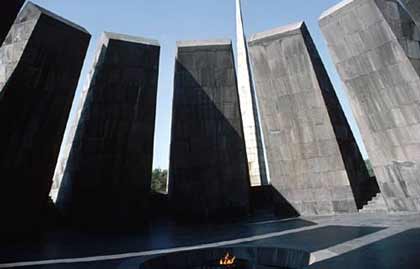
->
[0,0,25,45]
[320,0,420,212]
[169,40,250,220]
[248,22,373,216]
[236,0,268,186]
[57,33,160,225]
[0,2,90,234]
[402,0,420,26]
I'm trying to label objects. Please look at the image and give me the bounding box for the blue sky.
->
[29,0,368,169]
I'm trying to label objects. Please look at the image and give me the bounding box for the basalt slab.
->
[0,2,90,236]
[56,32,160,226]
[320,0,420,212]
[248,22,375,216]
[169,40,250,220]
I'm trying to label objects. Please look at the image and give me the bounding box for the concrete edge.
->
[26,1,90,34]
[104,32,160,46]
[248,22,304,43]
[319,0,355,20]
[177,39,232,48]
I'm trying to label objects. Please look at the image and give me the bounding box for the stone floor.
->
[0,213,419,268]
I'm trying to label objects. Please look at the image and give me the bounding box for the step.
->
[360,193,388,213]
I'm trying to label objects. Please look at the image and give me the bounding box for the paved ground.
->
[0,213,419,268]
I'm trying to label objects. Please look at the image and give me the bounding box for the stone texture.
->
[0,0,25,45]
[235,0,268,186]
[402,0,420,26]
[56,33,160,225]
[248,22,375,216]
[169,40,250,220]
[320,0,420,212]
[0,2,90,234]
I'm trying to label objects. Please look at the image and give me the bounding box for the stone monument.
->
[235,0,268,186]
[169,40,250,220]
[57,32,160,225]
[0,2,90,234]
[248,22,375,216]
[320,0,420,212]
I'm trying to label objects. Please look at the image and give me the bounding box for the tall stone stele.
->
[235,0,267,186]
[169,40,250,220]
[0,0,25,45]
[0,2,90,234]
[57,32,160,225]
[320,0,420,212]
[248,22,376,216]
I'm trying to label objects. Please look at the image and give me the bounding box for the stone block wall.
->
[0,2,90,233]
[57,33,160,225]
[320,0,420,212]
[169,40,250,220]
[248,22,372,216]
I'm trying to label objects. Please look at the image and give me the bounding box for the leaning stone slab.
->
[169,39,250,220]
[0,2,90,234]
[56,32,160,226]
[248,22,375,216]
[320,0,420,212]
[0,0,25,45]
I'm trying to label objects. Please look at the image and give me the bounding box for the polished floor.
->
[1,213,419,268]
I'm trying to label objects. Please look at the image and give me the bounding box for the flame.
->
[219,253,236,265]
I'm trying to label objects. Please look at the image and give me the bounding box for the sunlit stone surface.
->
[0,2,90,234]
[169,40,250,220]
[248,22,375,216]
[57,32,160,225]
[235,0,267,186]
[320,0,420,212]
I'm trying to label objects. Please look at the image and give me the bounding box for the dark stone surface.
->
[320,0,420,212]
[57,33,160,226]
[248,22,374,216]
[402,0,420,26]
[310,228,420,269]
[0,219,315,264]
[250,186,299,219]
[0,2,90,238]
[169,40,250,220]
[239,225,384,252]
[0,213,418,269]
[139,247,310,269]
[0,0,24,45]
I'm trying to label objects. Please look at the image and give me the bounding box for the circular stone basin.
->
[139,247,310,269]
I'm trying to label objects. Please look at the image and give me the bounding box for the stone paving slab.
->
[0,213,419,268]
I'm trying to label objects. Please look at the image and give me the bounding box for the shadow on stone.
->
[0,2,90,241]
[139,247,310,269]
[169,43,250,223]
[238,225,385,253]
[56,33,160,229]
[250,185,300,219]
[0,218,316,264]
[310,228,420,269]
